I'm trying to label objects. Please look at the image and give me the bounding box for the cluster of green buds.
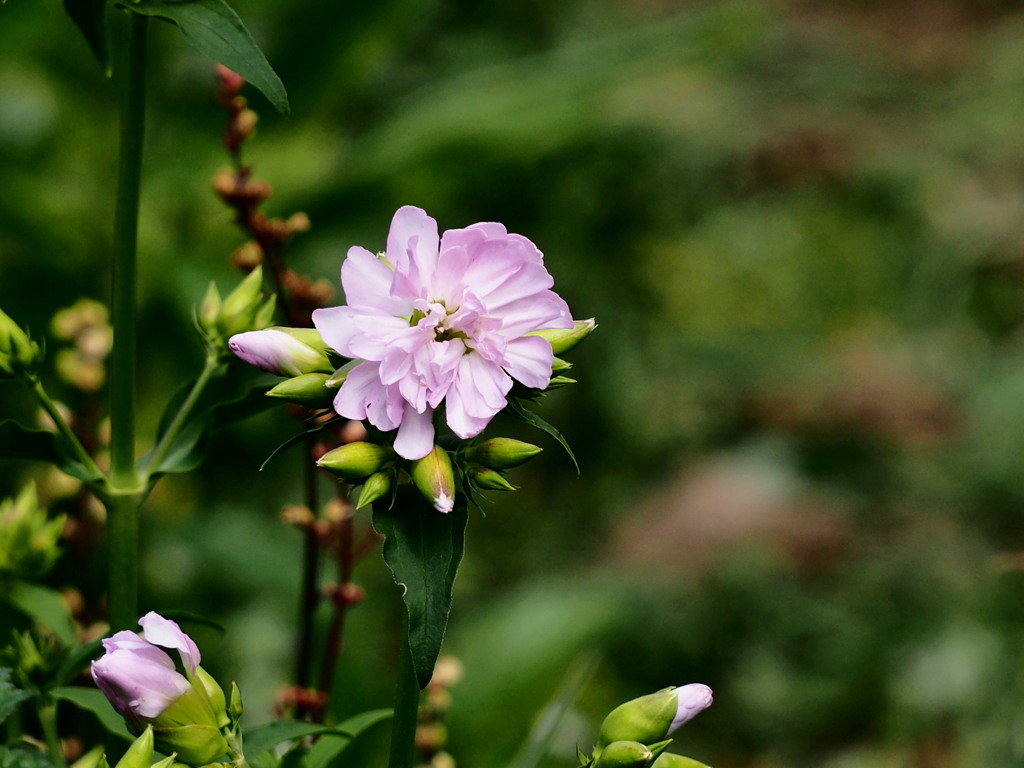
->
[0,307,42,379]
[583,685,713,768]
[0,483,65,580]
[462,437,543,493]
[317,441,399,509]
[198,266,277,355]
[92,613,243,766]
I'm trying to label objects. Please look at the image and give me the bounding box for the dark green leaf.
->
[0,746,53,768]
[138,365,278,483]
[373,489,468,689]
[303,710,392,768]
[508,399,579,475]
[124,0,288,114]
[0,669,33,726]
[51,687,133,741]
[64,0,110,72]
[243,722,341,758]
[56,639,102,687]
[5,582,75,646]
[0,420,103,485]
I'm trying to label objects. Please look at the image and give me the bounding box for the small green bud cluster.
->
[0,483,65,579]
[198,266,276,354]
[462,437,543,493]
[318,442,397,509]
[0,307,42,379]
[581,685,713,768]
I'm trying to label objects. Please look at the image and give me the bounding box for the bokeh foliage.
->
[6,0,1024,766]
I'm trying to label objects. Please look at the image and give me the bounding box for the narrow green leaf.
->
[508,399,579,475]
[373,489,468,689]
[0,746,54,768]
[0,669,33,726]
[124,0,288,114]
[0,420,103,484]
[304,710,392,768]
[51,687,133,741]
[5,582,75,646]
[242,721,342,758]
[56,639,103,687]
[138,366,278,481]
[64,0,110,72]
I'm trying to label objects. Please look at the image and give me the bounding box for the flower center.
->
[410,300,470,344]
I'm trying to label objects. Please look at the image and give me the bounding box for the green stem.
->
[28,376,105,486]
[387,610,420,768]
[107,11,149,631]
[141,353,222,488]
[37,701,67,768]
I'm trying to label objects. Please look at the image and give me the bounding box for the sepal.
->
[528,319,596,356]
[464,438,542,469]
[267,373,333,408]
[410,445,455,513]
[317,442,393,480]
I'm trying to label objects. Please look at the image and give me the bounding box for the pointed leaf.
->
[5,582,76,646]
[51,687,133,741]
[64,0,110,72]
[508,399,579,475]
[124,0,288,114]
[0,420,104,485]
[299,710,392,768]
[0,669,33,726]
[138,365,278,482]
[373,489,468,689]
[242,722,339,758]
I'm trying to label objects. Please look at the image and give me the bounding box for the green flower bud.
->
[652,755,711,768]
[71,745,106,768]
[356,471,392,509]
[198,283,222,333]
[115,727,155,768]
[410,445,455,513]
[317,442,393,480]
[597,686,712,750]
[0,308,42,378]
[327,360,360,389]
[550,356,572,374]
[191,666,229,730]
[267,373,334,408]
[544,376,576,390]
[528,319,596,356]
[465,438,542,469]
[0,483,65,579]
[199,267,276,353]
[468,467,517,492]
[593,741,654,768]
[228,681,243,725]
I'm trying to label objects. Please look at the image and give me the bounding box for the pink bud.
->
[669,683,713,734]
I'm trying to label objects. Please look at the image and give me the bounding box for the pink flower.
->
[312,206,573,460]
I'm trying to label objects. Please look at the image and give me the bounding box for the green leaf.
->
[0,669,33,726]
[508,399,579,475]
[55,639,102,687]
[0,746,53,768]
[373,489,468,689]
[5,582,75,646]
[123,0,288,114]
[138,365,278,482]
[303,710,392,768]
[64,0,110,72]
[0,420,104,485]
[51,687,133,741]
[242,722,339,758]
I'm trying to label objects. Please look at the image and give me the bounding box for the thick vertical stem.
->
[107,11,149,631]
[387,611,419,768]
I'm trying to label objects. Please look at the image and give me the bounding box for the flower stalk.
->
[388,610,420,768]
[107,10,149,631]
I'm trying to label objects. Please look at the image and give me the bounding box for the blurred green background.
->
[6,0,1024,766]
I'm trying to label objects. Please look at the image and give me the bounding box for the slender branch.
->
[140,353,222,486]
[28,376,105,486]
[318,500,354,696]
[387,610,420,768]
[107,11,149,631]
[295,441,320,694]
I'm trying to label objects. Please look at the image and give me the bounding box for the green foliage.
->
[3,584,74,647]
[373,491,468,689]
[244,710,391,765]
[50,687,133,742]
[0,748,52,768]
[0,668,33,725]
[0,422,103,485]
[63,0,108,71]
[123,0,288,114]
